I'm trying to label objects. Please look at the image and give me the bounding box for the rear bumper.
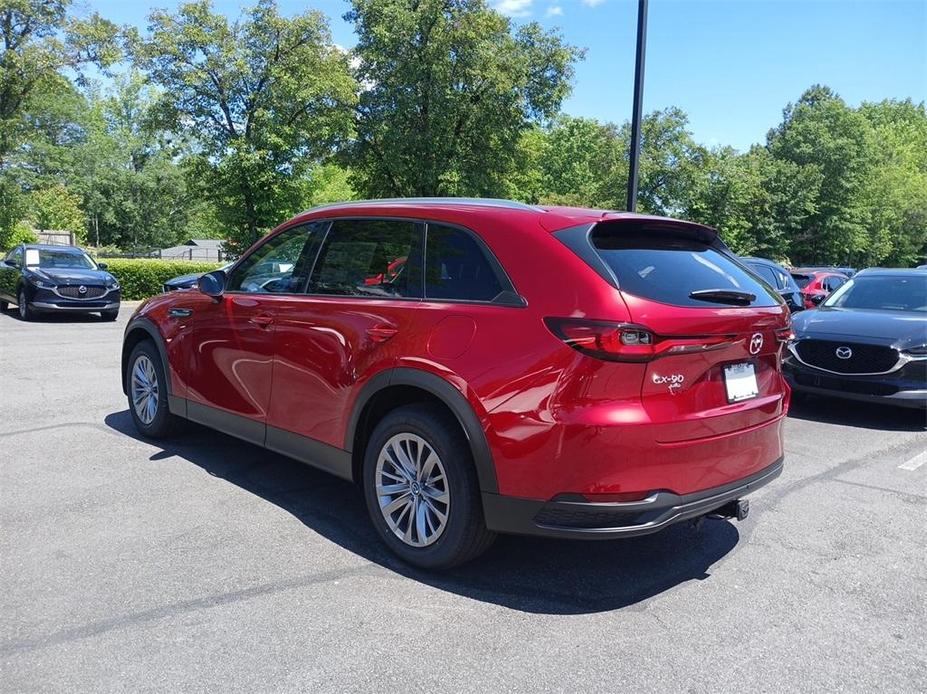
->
[482,458,783,539]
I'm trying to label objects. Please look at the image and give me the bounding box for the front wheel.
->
[101,309,119,321]
[362,404,495,569]
[17,289,34,321]
[126,341,184,438]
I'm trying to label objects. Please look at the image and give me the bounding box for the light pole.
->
[626,0,648,212]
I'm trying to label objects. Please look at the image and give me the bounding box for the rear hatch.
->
[565,218,791,443]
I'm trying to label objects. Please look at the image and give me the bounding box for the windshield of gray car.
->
[823,275,927,312]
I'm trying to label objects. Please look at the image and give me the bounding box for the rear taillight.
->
[544,318,655,362]
[544,318,735,363]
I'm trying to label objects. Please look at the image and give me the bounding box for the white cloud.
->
[582,0,605,7]
[546,5,563,17]
[494,0,533,17]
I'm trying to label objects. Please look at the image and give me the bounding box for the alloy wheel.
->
[131,354,159,425]
[375,433,450,547]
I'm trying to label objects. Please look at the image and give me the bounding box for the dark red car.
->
[122,199,790,568]
[790,269,849,309]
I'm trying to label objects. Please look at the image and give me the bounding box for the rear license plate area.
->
[724,362,759,403]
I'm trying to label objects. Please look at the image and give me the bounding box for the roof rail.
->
[300,197,545,215]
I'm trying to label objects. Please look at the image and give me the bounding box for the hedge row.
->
[102,258,224,300]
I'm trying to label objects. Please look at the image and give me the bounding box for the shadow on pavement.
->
[105,409,741,615]
[787,394,926,432]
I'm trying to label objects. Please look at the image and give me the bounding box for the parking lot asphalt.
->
[1,306,925,693]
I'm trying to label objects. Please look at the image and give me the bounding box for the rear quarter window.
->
[591,229,778,308]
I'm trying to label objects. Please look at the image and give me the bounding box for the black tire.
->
[0,300,7,311]
[17,289,34,321]
[101,309,119,321]
[126,340,185,438]
[362,404,496,569]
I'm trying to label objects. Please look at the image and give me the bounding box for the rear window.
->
[747,262,781,289]
[792,274,812,289]
[591,229,778,308]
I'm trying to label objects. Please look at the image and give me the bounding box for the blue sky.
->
[85,0,926,151]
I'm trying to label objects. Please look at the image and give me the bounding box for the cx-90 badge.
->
[836,346,853,359]
[652,372,685,395]
[749,333,764,355]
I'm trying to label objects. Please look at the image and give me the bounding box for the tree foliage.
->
[28,182,85,240]
[0,1,923,267]
[0,0,119,162]
[347,0,582,197]
[132,0,356,251]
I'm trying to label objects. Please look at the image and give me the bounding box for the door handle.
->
[367,325,398,343]
[168,307,193,318]
[249,314,274,329]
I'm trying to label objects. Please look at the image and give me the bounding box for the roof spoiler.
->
[593,215,719,245]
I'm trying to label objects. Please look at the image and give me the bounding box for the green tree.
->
[858,99,927,266]
[767,85,876,264]
[0,0,119,163]
[301,163,357,208]
[76,75,195,250]
[28,183,85,241]
[631,107,710,217]
[536,115,619,207]
[347,0,581,197]
[687,146,819,260]
[133,0,357,252]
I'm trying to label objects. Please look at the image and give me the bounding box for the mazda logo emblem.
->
[78,285,87,294]
[749,333,764,355]
[836,346,853,360]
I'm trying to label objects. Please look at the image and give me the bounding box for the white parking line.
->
[898,451,927,471]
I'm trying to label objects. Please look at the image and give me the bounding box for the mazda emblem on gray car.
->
[835,346,852,359]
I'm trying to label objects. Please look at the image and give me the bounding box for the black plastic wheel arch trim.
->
[122,317,172,397]
[345,367,499,493]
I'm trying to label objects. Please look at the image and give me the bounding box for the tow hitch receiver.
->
[710,499,750,521]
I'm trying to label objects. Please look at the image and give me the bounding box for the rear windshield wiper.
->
[689,289,756,306]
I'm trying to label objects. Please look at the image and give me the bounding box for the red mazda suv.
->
[789,269,849,309]
[122,199,791,568]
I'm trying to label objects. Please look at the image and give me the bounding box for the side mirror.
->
[198,270,226,298]
[4,259,16,267]
[97,262,108,270]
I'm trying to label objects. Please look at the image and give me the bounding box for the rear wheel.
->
[362,404,495,569]
[126,341,184,438]
[17,289,34,321]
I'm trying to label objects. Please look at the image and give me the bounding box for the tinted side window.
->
[425,224,503,302]
[10,248,23,267]
[750,263,780,289]
[591,229,778,308]
[226,223,322,293]
[309,219,422,298]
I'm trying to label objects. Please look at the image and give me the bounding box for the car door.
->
[185,223,322,443]
[0,246,23,302]
[266,217,424,460]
